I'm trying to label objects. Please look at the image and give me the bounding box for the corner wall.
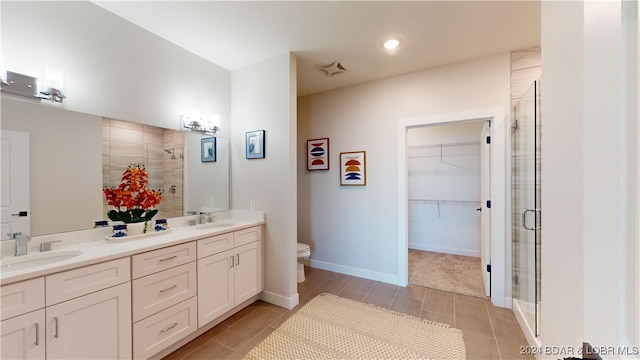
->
[231,53,298,308]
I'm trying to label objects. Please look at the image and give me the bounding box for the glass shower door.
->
[513,79,541,337]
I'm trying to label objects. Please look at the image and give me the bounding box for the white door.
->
[234,241,262,304]
[46,283,131,360]
[1,309,46,360]
[1,130,30,240]
[480,121,491,297]
[197,249,234,327]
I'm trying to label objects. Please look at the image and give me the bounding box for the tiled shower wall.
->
[102,118,185,222]
[511,47,541,302]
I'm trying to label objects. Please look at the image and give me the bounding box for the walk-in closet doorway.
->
[406,121,490,298]
[397,108,508,308]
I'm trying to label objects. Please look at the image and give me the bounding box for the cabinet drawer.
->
[197,232,234,259]
[132,242,196,279]
[234,226,261,247]
[1,277,45,321]
[46,257,130,306]
[132,262,197,322]
[133,297,197,360]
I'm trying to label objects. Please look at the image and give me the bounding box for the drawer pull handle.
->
[159,255,178,262]
[160,322,178,333]
[34,322,40,345]
[159,284,178,293]
[230,256,234,268]
[54,317,59,339]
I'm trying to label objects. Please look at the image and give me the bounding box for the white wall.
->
[407,122,484,257]
[231,53,298,309]
[541,0,638,356]
[2,1,231,132]
[1,97,103,235]
[297,53,511,285]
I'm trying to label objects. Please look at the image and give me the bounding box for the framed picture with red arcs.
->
[306,138,330,171]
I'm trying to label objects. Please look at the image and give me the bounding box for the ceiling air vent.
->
[315,61,348,77]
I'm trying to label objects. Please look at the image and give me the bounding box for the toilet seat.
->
[297,243,311,257]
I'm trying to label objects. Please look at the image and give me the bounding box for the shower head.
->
[164,148,176,159]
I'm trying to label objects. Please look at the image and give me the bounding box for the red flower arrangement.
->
[103,163,162,225]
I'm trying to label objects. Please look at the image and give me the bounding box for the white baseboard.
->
[408,243,480,258]
[308,259,402,286]
[260,290,299,310]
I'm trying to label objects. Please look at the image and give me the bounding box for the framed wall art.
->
[201,137,216,162]
[340,151,366,186]
[246,130,265,159]
[307,138,330,171]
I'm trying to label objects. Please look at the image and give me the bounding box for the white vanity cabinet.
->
[1,278,46,360]
[45,258,132,360]
[197,226,263,327]
[132,242,198,360]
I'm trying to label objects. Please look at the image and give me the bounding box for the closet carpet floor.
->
[409,249,487,298]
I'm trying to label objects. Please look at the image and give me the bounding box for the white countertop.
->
[0,211,265,285]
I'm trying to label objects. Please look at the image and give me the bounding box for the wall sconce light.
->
[39,67,66,103]
[0,66,66,103]
[181,109,220,136]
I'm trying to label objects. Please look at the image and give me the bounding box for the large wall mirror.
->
[1,96,229,237]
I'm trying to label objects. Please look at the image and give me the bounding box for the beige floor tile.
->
[420,309,454,327]
[362,284,398,308]
[183,340,233,360]
[226,327,276,360]
[455,300,494,338]
[390,295,422,317]
[463,331,502,360]
[396,284,426,300]
[342,277,375,295]
[423,288,455,315]
[213,308,281,350]
[337,289,366,302]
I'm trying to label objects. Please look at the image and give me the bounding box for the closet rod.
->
[407,141,480,150]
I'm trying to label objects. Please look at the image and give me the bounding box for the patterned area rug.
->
[243,293,467,359]
[409,249,487,298]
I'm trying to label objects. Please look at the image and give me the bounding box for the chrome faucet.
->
[8,232,31,256]
[199,212,216,224]
[40,240,61,252]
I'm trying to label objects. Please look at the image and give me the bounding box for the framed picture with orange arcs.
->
[339,151,366,186]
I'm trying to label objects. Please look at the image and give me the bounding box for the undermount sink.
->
[195,221,237,230]
[1,250,83,272]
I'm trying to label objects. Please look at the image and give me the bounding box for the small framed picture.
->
[246,130,265,159]
[307,138,330,171]
[201,137,216,162]
[340,151,366,186]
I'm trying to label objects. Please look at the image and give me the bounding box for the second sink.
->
[1,250,83,272]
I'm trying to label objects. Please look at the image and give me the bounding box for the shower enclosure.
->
[512,79,541,339]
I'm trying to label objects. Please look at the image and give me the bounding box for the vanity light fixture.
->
[0,67,66,103]
[181,110,221,136]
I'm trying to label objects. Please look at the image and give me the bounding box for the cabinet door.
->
[1,309,45,360]
[197,249,234,327]
[234,241,262,305]
[46,283,132,360]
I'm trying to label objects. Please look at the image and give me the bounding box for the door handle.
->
[11,211,28,217]
[522,209,541,230]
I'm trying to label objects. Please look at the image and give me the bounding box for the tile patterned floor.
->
[164,267,533,360]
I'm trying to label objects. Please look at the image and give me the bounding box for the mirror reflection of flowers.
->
[103,163,162,226]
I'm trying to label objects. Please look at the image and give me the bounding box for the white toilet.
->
[297,243,311,283]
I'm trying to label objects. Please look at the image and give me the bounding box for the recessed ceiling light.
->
[383,39,400,50]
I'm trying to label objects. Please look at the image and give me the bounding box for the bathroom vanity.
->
[0,211,265,360]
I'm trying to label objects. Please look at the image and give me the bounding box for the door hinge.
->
[485,136,491,144]
[486,264,492,273]
[486,200,491,209]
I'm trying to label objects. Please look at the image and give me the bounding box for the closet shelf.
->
[408,199,480,206]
